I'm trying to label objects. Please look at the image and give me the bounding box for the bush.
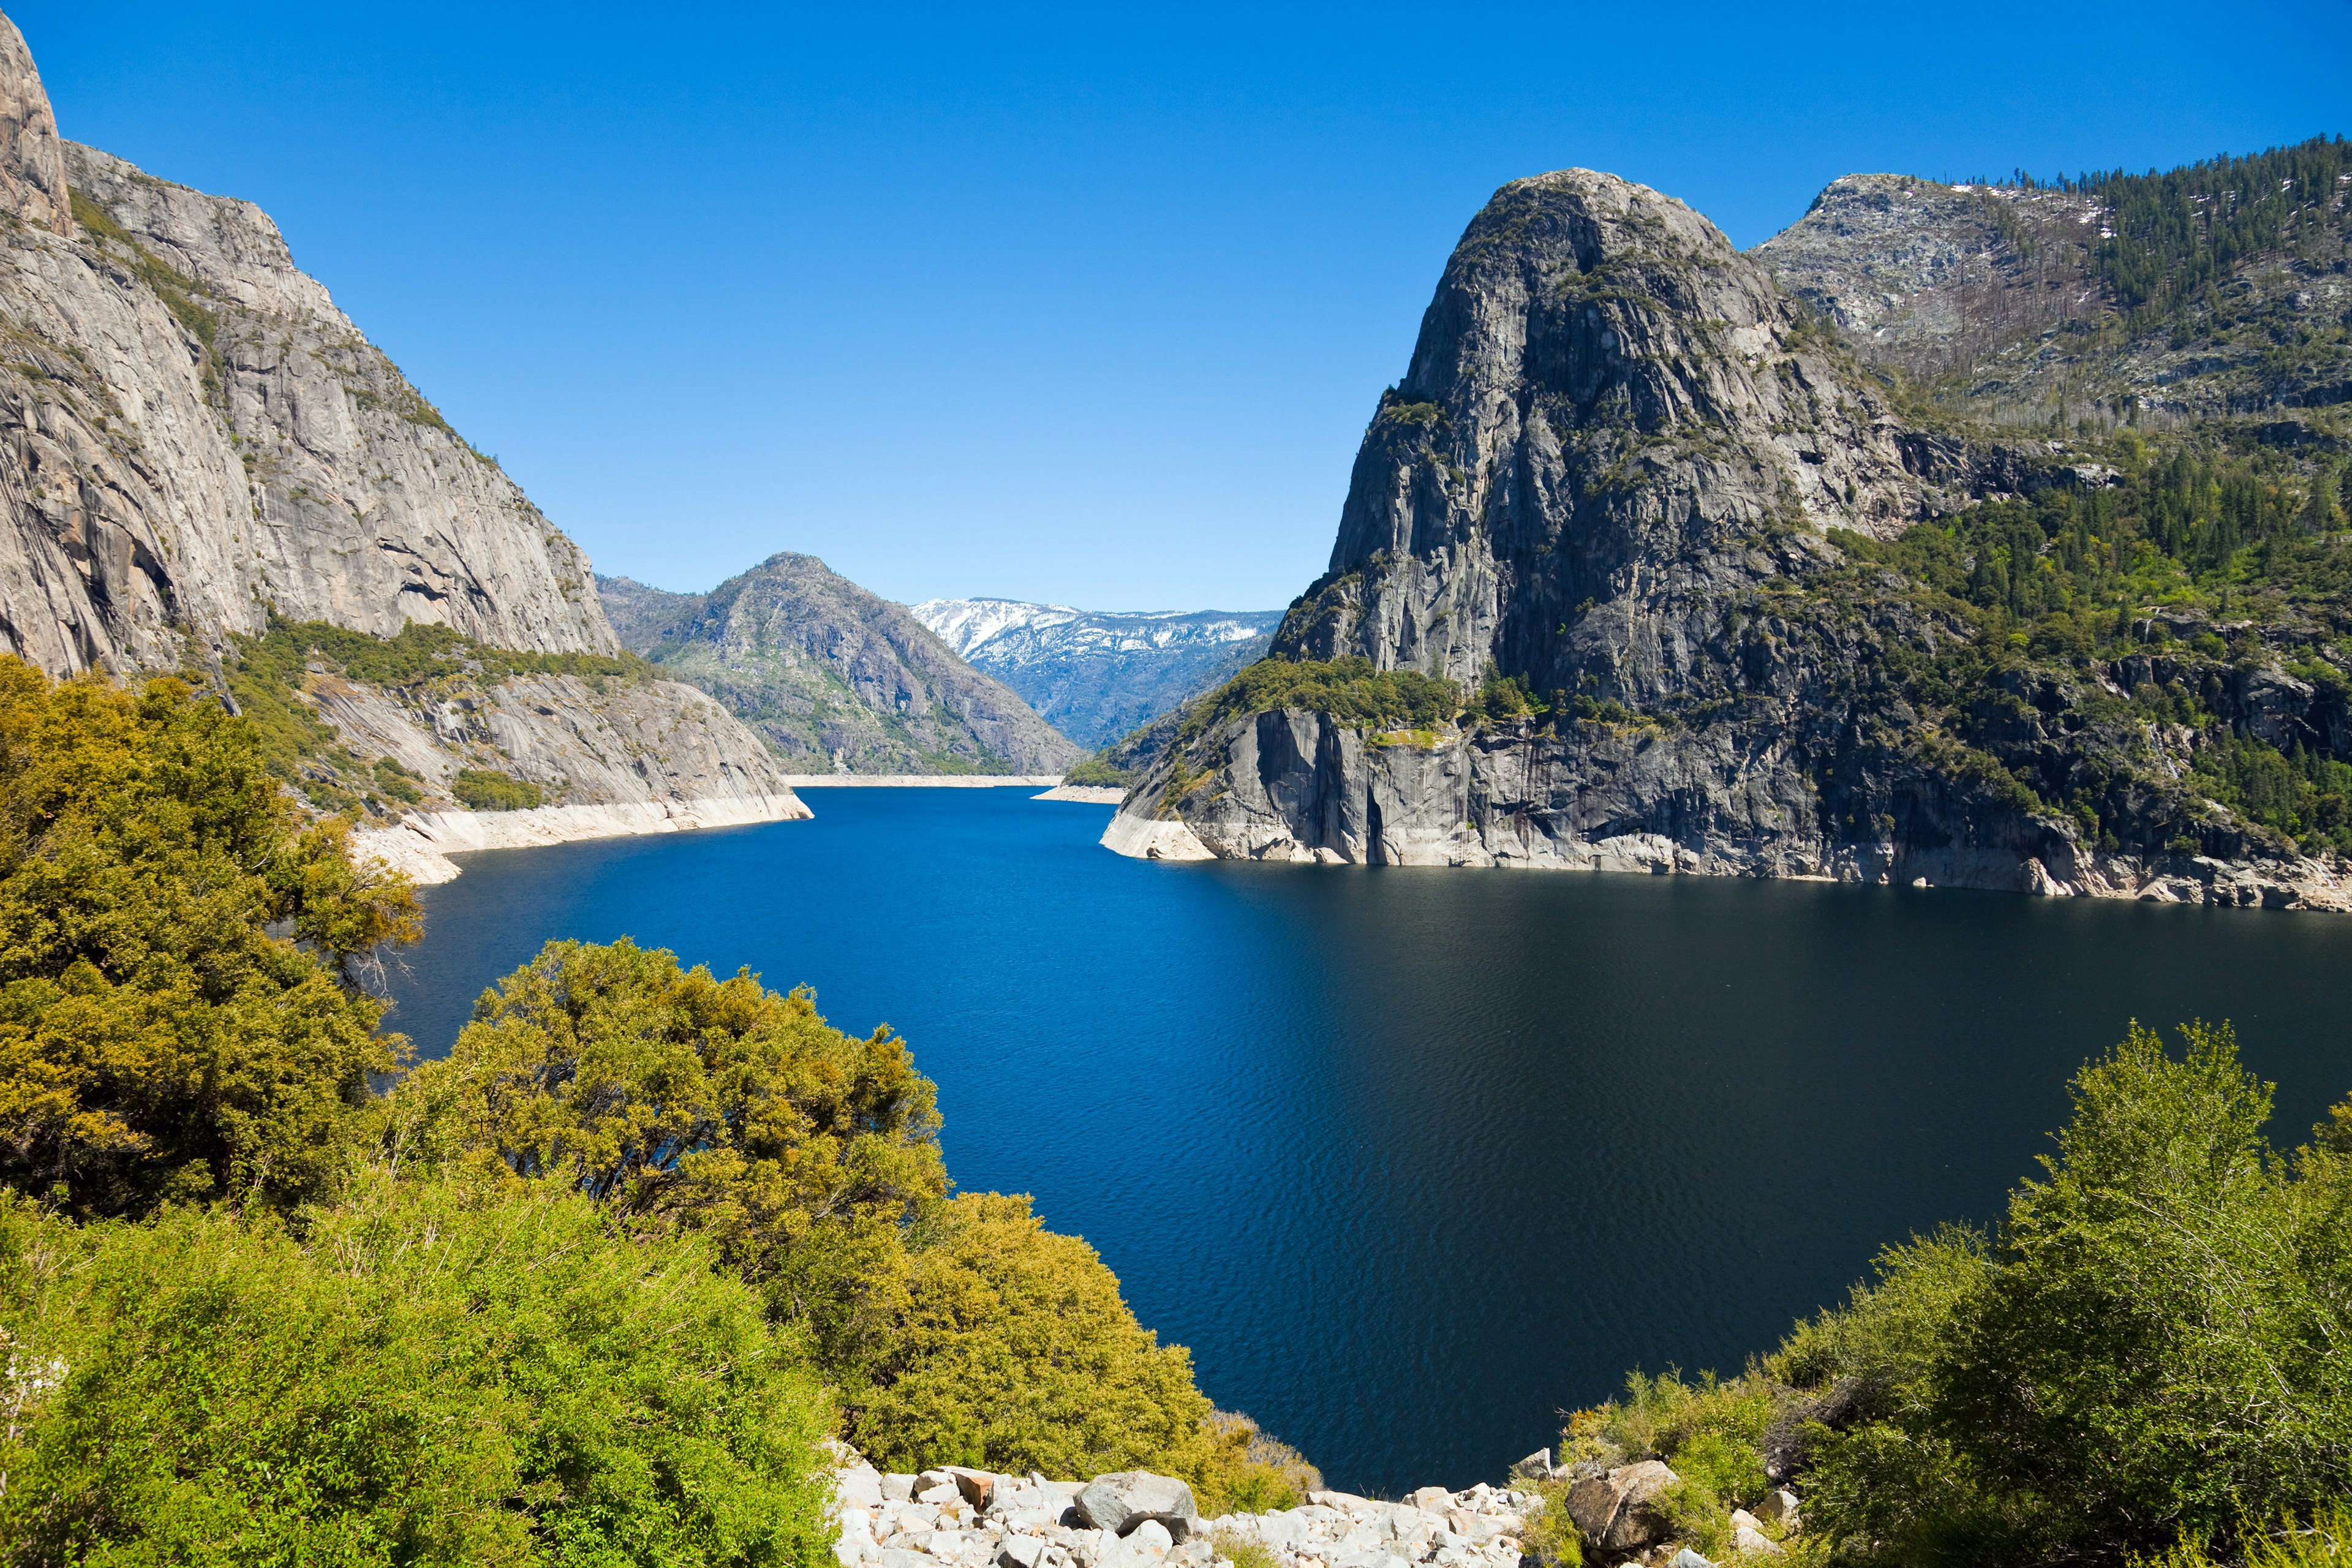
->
[1188,655,1461,738]
[452,767,544,812]
[0,1175,832,1566]
[846,1191,1219,1480]
[1788,1022,2352,1566]
[400,938,1272,1494]
[1063,756,1128,788]
[0,659,418,1218]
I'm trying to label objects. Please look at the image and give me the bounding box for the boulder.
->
[1671,1551,1717,1568]
[997,1537,1048,1568]
[1510,1449,1553,1481]
[839,1466,885,1509]
[942,1466,998,1511]
[1076,1472,1200,1544]
[1734,1525,1785,1556]
[882,1474,917,1503]
[1406,1487,1454,1513]
[1754,1488,1800,1528]
[1564,1460,1679,1551]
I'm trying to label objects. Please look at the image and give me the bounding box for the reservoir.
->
[386,786,2352,1496]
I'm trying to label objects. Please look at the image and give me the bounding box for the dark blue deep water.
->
[386,788,2352,1496]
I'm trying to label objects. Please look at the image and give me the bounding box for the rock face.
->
[0,12,794,858]
[1099,167,2352,911]
[0,14,67,238]
[0,123,622,673]
[1757,170,2352,420]
[602,557,1081,775]
[1105,170,1929,875]
[912,598,1282,749]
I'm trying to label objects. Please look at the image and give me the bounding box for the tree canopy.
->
[0,660,418,1218]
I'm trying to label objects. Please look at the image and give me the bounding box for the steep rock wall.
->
[1104,168,2352,910]
[0,10,616,673]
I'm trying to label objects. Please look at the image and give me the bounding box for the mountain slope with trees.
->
[600,558,1080,775]
[1102,143,2352,910]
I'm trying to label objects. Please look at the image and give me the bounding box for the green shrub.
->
[399,937,1287,1497]
[0,1175,832,1566]
[1188,655,1460,739]
[1789,1022,2352,1566]
[452,767,544,812]
[372,755,423,803]
[0,660,419,1219]
[1063,756,1128,788]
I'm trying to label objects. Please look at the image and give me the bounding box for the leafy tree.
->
[394,937,947,1363]
[1788,1023,2352,1566]
[0,659,419,1218]
[400,938,1299,1501]
[0,1173,831,1567]
[847,1191,1216,1477]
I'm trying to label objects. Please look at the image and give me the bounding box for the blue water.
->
[386,788,2352,1495]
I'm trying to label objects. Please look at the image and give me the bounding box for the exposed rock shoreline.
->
[354,793,812,884]
[827,1462,1541,1568]
[827,1455,1795,1568]
[1099,711,2352,911]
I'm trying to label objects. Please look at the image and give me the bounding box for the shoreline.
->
[353,793,814,886]
[781,774,1065,788]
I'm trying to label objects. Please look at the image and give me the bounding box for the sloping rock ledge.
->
[353,793,812,885]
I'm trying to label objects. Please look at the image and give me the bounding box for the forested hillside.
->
[1109,143,2352,910]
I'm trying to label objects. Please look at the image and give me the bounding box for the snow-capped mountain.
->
[910,598,1283,748]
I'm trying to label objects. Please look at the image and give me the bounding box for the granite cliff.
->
[0,10,802,865]
[912,598,1281,749]
[1104,157,2352,910]
[601,556,1080,775]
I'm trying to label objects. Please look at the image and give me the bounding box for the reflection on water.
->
[388,789,2352,1493]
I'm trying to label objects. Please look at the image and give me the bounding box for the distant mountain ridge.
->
[600,557,1080,775]
[911,598,1282,748]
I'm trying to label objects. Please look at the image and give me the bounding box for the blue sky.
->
[15,2,2349,610]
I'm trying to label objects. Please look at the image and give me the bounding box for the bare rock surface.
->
[1757,171,2352,420]
[0,13,66,237]
[827,1457,1534,1568]
[1103,166,2352,913]
[0,14,794,856]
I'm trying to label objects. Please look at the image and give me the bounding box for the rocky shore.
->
[353,792,812,884]
[826,1456,1798,1568]
[827,1463,1537,1568]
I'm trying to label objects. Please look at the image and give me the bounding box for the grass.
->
[1210,1531,1282,1568]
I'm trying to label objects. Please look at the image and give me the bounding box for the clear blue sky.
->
[15,2,2348,610]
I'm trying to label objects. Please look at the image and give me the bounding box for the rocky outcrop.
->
[355,793,812,886]
[0,117,622,672]
[827,1458,1535,1568]
[913,598,1282,749]
[0,11,796,860]
[0,14,67,238]
[602,559,1082,775]
[1100,167,2352,912]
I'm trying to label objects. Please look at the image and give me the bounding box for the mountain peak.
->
[0,11,71,237]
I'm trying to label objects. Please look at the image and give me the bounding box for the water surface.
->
[386,788,2352,1494]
